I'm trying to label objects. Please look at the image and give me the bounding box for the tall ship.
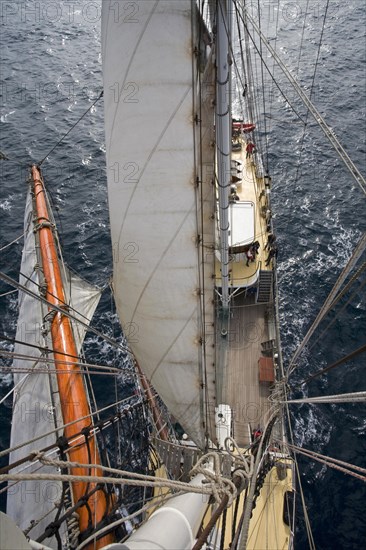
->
[1,1,365,549]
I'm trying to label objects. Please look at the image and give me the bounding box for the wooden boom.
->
[31,165,114,548]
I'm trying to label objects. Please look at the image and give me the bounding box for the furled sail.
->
[102,0,217,447]
[7,189,102,543]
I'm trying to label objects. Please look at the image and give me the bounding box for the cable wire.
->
[288,233,366,374]
[38,91,103,166]
[294,0,330,187]
[296,344,366,387]
[0,271,131,356]
[244,9,366,194]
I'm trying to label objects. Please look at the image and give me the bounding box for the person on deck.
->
[265,245,278,266]
[246,141,255,158]
[265,233,276,250]
[245,247,254,266]
[253,240,260,255]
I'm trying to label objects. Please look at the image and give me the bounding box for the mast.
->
[30,166,114,548]
[216,0,232,310]
[134,360,169,441]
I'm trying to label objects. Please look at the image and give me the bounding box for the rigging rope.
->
[256,0,269,173]
[0,364,120,378]
[17,266,100,324]
[294,0,330,186]
[0,395,141,459]
[282,390,366,404]
[79,482,203,549]
[0,271,131,357]
[0,230,27,252]
[283,442,366,482]
[296,344,366,387]
[0,402,148,476]
[308,0,330,104]
[248,5,266,164]
[238,411,279,549]
[266,0,281,138]
[309,268,366,351]
[38,91,103,166]
[0,452,238,505]
[307,269,366,353]
[0,151,26,166]
[288,232,366,374]
[244,9,366,194]
[0,289,17,298]
[282,380,316,549]
[0,343,120,373]
[75,493,183,550]
[296,0,310,77]
[234,0,306,125]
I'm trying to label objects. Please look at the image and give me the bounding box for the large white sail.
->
[102,0,217,447]
[7,190,102,543]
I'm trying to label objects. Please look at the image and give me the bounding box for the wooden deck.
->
[215,136,277,447]
[221,294,272,446]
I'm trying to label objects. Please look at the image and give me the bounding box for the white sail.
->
[102,0,217,447]
[64,269,103,355]
[7,190,102,544]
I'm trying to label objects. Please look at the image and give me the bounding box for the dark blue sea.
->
[0,1,365,548]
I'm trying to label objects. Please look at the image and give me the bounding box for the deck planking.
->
[215,136,275,447]
[222,295,272,446]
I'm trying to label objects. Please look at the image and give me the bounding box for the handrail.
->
[229,260,262,290]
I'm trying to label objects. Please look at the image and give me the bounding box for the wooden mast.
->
[31,165,114,548]
[134,360,169,441]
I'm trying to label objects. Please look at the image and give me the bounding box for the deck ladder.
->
[256,270,273,303]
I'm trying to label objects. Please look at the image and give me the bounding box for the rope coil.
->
[190,452,238,507]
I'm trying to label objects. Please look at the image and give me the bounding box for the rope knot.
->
[30,450,46,463]
[190,452,237,508]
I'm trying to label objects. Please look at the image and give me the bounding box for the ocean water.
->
[0,1,365,548]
